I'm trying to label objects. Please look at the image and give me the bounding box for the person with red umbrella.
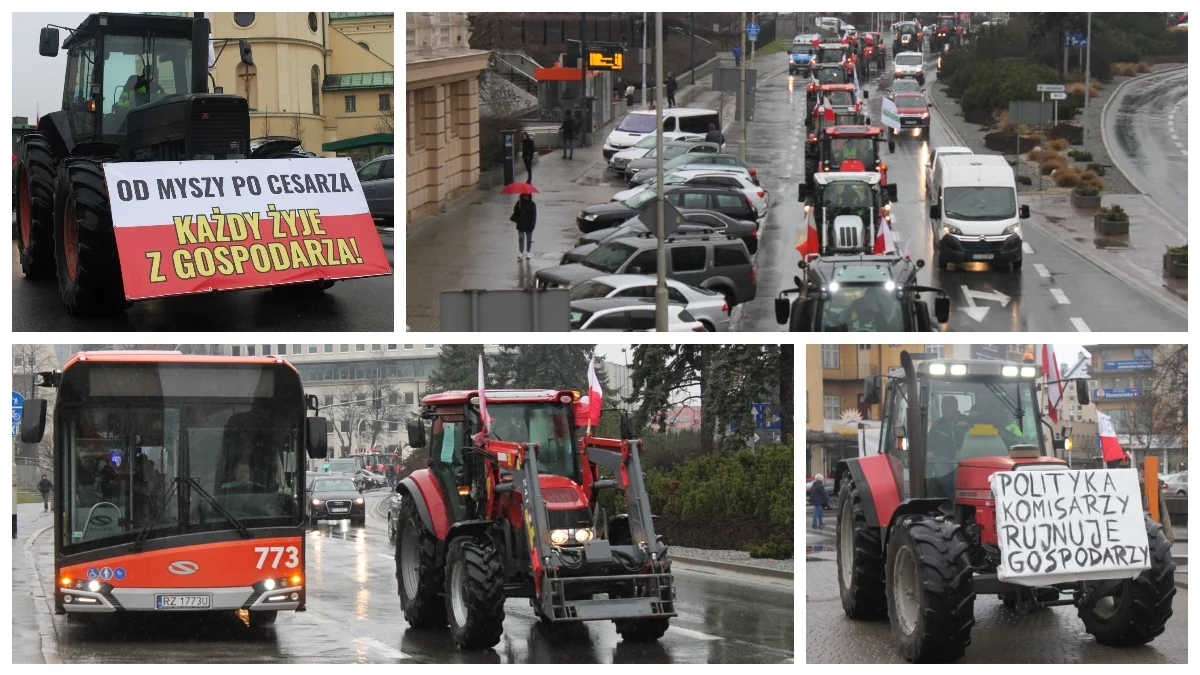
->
[507,189,537,260]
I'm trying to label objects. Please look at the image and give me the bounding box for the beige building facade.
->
[208,12,394,166]
[406,12,490,224]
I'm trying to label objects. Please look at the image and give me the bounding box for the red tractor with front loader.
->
[833,351,1175,662]
[394,389,674,649]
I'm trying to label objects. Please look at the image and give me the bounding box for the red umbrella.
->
[500,182,539,195]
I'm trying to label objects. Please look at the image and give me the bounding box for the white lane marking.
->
[1050,288,1071,304]
[356,636,412,660]
[1034,263,1050,278]
[669,626,724,641]
[1022,242,1034,254]
[1071,317,1091,332]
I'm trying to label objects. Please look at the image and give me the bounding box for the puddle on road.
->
[1093,236,1130,249]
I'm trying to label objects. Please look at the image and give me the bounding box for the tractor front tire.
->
[885,516,975,663]
[615,614,671,643]
[16,134,57,279]
[396,498,447,629]
[53,157,128,315]
[836,474,888,619]
[445,536,505,649]
[1079,515,1175,646]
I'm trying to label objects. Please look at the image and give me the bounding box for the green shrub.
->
[1087,163,1107,176]
[747,533,795,560]
[1073,150,1093,162]
[1075,184,1100,196]
[1099,204,1129,222]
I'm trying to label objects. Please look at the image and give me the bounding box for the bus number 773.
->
[256,546,301,569]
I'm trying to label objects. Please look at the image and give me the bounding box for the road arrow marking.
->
[1071,317,1091,332]
[959,285,1011,322]
[1050,288,1071,304]
[1034,263,1051,278]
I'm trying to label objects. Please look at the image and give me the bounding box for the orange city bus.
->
[19,352,328,626]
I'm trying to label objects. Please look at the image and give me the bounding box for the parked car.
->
[356,154,394,227]
[569,297,707,331]
[308,474,366,526]
[621,140,721,180]
[614,169,769,217]
[565,208,758,263]
[1162,471,1187,497]
[567,274,731,332]
[608,132,705,174]
[577,184,758,233]
[630,153,760,186]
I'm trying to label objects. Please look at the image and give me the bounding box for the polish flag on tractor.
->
[796,208,821,258]
[575,355,605,430]
[873,215,895,254]
[1041,344,1064,424]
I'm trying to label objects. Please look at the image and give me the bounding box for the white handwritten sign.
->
[991,469,1148,586]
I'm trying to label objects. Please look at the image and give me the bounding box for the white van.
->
[928,154,1030,271]
[603,108,720,160]
[925,146,973,200]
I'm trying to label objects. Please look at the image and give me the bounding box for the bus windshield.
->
[55,363,303,553]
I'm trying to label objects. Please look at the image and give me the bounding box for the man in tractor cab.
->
[927,396,970,497]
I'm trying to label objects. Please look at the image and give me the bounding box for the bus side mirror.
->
[305,394,320,411]
[619,412,634,440]
[39,27,60,58]
[1061,426,1073,440]
[305,417,328,459]
[20,399,47,443]
[862,376,881,405]
[935,295,950,323]
[885,183,898,202]
[407,420,427,448]
[1075,380,1090,406]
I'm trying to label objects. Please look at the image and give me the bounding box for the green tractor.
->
[15,13,325,315]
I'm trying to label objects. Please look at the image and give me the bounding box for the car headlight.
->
[915,66,923,72]
[894,69,903,76]
[921,112,930,119]
[312,499,321,506]
[355,497,365,504]
[943,225,963,235]
[1003,224,1021,236]
[581,213,598,221]
[549,529,570,546]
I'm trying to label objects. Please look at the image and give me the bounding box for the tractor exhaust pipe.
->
[191,17,211,94]
[900,350,925,499]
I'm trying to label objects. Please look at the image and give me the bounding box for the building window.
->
[324,394,333,406]
[232,346,241,356]
[263,345,271,356]
[345,95,357,113]
[404,345,414,351]
[822,345,840,369]
[340,420,350,433]
[389,422,399,431]
[277,344,287,355]
[387,344,397,351]
[308,12,319,33]
[340,345,349,353]
[308,345,318,354]
[356,345,365,352]
[927,344,945,359]
[324,344,333,354]
[293,344,302,354]
[404,392,415,405]
[371,344,381,351]
[388,391,398,405]
[424,344,435,349]
[823,396,841,421]
[379,93,391,111]
[1133,348,1154,360]
[233,12,255,28]
[311,65,321,116]
[247,346,256,356]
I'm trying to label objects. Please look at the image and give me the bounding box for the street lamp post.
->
[1082,13,1092,147]
[654,12,668,332]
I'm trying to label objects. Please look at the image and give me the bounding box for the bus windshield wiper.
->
[129,477,182,552]
[186,477,252,539]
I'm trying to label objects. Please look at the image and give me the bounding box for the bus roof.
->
[422,389,579,405]
[62,351,298,372]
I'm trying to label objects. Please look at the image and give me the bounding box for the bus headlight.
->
[263,579,276,591]
[88,580,102,592]
[549,529,570,546]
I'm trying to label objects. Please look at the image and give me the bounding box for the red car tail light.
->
[750,267,756,285]
[692,325,707,332]
[757,190,765,198]
[722,301,730,312]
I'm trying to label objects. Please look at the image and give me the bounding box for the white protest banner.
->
[991,469,1149,587]
[880,97,901,131]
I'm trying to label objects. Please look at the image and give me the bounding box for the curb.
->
[671,555,794,580]
[23,520,62,664]
[1098,64,1189,236]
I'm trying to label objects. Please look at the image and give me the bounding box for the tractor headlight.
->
[1020,366,1037,378]
[1002,366,1019,377]
[950,364,968,376]
[829,281,841,293]
[550,529,571,546]
[929,363,947,375]
[574,528,594,543]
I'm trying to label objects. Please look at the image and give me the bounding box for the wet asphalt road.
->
[10,228,395,332]
[26,493,794,664]
[805,531,1187,663]
[734,48,1187,332]
[1105,67,1188,225]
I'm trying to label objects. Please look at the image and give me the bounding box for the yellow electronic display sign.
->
[587,48,623,71]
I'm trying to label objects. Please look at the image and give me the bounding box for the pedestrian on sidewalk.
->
[810,473,830,528]
[733,45,742,67]
[38,474,53,512]
[521,131,536,183]
[666,71,678,108]
[560,110,576,159]
[511,192,537,260]
[625,83,635,106]
[705,123,725,151]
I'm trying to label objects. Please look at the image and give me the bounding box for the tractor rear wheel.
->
[885,516,975,663]
[836,474,887,619]
[16,134,57,279]
[396,498,447,629]
[1079,515,1175,646]
[445,536,505,649]
[53,157,128,315]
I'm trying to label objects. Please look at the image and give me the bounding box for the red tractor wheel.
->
[445,536,505,649]
[1078,515,1175,646]
[53,157,128,315]
[885,516,975,662]
[396,498,447,628]
[15,134,56,279]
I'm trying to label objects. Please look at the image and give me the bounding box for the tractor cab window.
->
[103,34,195,134]
[66,39,98,138]
[822,182,873,209]
[880,380,910,497]
[485,404,578,481]
[816,68,847,85]
[817,46,846,64]
[820,284,905,332]
[925,377,1041,498]
[826,90,854,108]
[828,138,876,168]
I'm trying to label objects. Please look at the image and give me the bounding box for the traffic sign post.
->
[747,22,760,42]
[12,391,23,539]
[1035,84,1066,190]
[12,392,24,438]
[1050,91,1067,127]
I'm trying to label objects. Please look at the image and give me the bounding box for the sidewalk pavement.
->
[12,503,54,664]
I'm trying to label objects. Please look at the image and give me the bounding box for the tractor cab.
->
[814,43,850,70]
[809,63,853,89]
[806,84,869,129]
[807,126,895,192]
[797,171,898,250]
[893,21,923,53]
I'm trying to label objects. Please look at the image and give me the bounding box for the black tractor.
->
[15,13,324,315]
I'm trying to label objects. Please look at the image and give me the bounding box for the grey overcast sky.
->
[13,13,90,120]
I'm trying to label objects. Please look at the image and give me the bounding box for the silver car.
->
[357,154,394,227]
[1162,471,1187,497]
[567,274,731,332]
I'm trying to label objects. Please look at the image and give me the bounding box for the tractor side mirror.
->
[619,412,634,440]
[305,417,328,459]
[39,27,60,58]
[929,204,941,220]
[916,259,926,268]
[797,183,807,202]
[934,295,950,323]
[888,140,896,153]
[1020,204,1031,219]
[20,399,47,444]
[239,39,255,66]
[862,376,881,405]
[775,297,791,325]
[407,420,427,448]
[305,394,320,411]
[885,183,898,202]
[1075,379,1090,406]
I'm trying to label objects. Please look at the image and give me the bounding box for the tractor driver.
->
[928,396,970,497]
